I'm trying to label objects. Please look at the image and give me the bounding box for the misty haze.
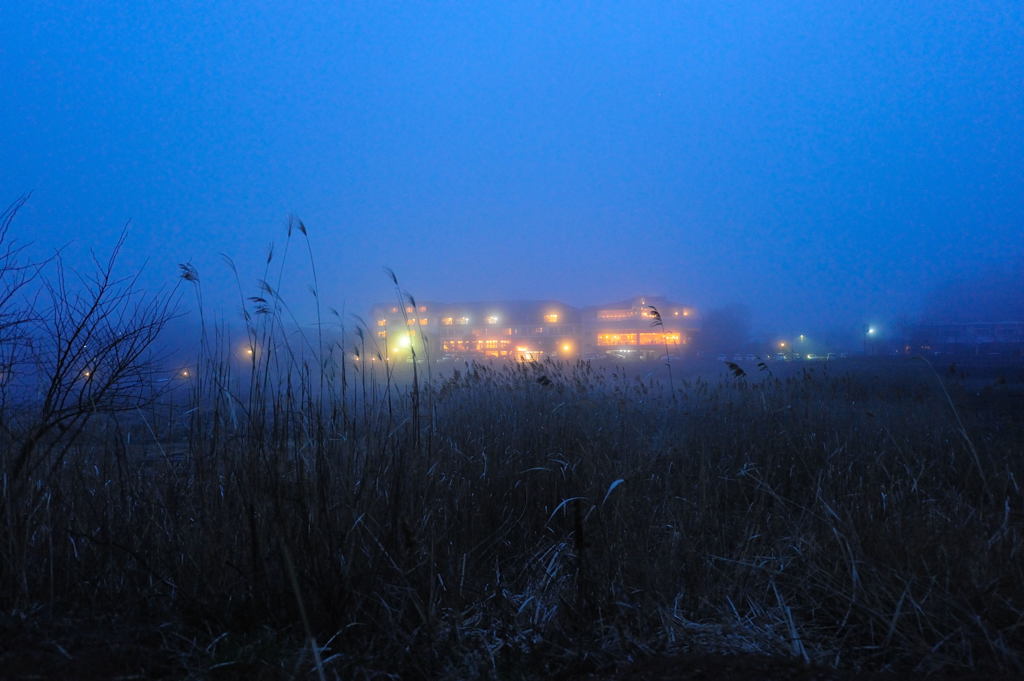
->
[1,3,1022,680]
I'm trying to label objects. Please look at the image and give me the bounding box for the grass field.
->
[3,337,1023,679]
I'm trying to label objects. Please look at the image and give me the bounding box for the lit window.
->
[487,315,499,324]
[638,332,682,345]
[419,318,429,326]
[419,305,427,312]
[407,318,416,325]
[391,307,398,313]
[477,339,511,350]
[458,316,470,325]
[597,309,632,320]
[442,317,454,326]
[596,333,638,346]
[377,330,386,338]
[377,319,387,326]
[544,312,559,323]
[406,306,414,314]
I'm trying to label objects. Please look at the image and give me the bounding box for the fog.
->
[2,3,1021,351]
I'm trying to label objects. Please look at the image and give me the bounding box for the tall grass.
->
[2,221,1023,679]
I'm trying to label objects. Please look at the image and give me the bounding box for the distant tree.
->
[0,200,178,523]
[0,195,38,371]
[695,304,751,355]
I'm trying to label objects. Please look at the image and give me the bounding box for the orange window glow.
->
[638,332,682,345]
[596,333,638,346]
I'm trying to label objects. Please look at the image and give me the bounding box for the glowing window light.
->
[441,317,454,326]
[638,332,681,345]
[458,316,470,325]
[419,305,427,312]
[376,319,387,327]
[487,315,499,324]
[598,309,631,320]
[180,369,190,378]
[419,318,428,326]
[376,330,386,338]
[561,342,572,353]
[544,312,559,323]
[596,333,638,346]
[406,306,414,314]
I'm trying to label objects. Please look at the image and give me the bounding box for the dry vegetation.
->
[2,216,1023,679]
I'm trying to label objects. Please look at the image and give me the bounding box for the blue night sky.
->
[2,2,1022,336]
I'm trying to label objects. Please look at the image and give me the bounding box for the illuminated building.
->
[369,296,698,361]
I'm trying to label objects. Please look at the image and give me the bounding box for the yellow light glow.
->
[544,312,559,323]
[82,370,91,378]
[458,316,470,325]
[442,317,453,326]
[392,333,413,353]
[180,369,190,378]
[561,342,572,353]
[638,332,682,345]
[419,318,428,326]
[597,333,637,346]
[779,341,787,348]
[376,319,387,326]
[487,315,499,324]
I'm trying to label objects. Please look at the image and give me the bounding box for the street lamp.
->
[864,326,877,355]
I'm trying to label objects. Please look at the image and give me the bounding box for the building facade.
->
[369,296,698,361]
[906,321,1024,356]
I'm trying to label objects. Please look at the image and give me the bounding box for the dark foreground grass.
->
[2,353,1023,679]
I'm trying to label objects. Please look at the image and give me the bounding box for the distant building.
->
[905,321,1024,356]
[368,295,698,361]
